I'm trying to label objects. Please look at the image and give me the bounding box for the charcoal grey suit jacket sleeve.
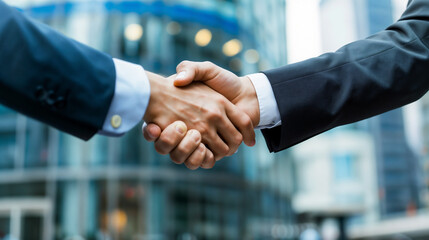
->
[261,0,429,152]
[0,1,116,140]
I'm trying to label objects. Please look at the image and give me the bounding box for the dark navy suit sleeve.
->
[0,1,116,140]
[261,0,429,152]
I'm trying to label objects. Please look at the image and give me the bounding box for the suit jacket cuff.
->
[98,58,150,136]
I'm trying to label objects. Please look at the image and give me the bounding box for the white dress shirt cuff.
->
[247,73,282,129]
[98,58,150,137]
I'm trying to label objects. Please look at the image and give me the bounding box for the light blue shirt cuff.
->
[98,58,150,137]
[247,73,282,129]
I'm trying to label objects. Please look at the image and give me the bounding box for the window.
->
[25,121,49,168]
[0,131,16,170]
[333,153,357,180]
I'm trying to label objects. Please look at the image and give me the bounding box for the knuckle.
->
[203,61,214,67]
[177,60,190,70]
[154,144,168,155]
[208,114,221,122]
[207,109,222,121]
[242,116,252,128]
[196,125,209,136]
[234,134,243,145]
[205,150,216,167]
[214,96,226,105]
[238,115,252,130]
[187,145,206,169]
[226,145,238,156]
[223,146,230,156]
[202,159,215,169]
[175,146,187,156]
[154,138,175,155]
[170,154,185,164]
[159,137,175,148]
[173,148,189,162]
[185,161,200,170]
[217,145,230,157]
[190,157,202,167]
[206,150,214,162]
[207,160,216,169]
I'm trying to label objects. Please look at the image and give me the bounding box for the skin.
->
[143,63,260,169]
[143,71,256,169]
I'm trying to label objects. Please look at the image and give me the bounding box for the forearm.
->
[262,0,429,152]
[0,2,116,139]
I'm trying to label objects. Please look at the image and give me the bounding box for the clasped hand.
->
[143,62,260,170]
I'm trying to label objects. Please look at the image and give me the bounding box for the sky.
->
[286,0,323,64]
[286,0,407,63]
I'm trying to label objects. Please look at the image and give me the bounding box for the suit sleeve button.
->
[54,97,66,109]
[35,86,45,100]
[111,115,122,129]
[46,91,56,105]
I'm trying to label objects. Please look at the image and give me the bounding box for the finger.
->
[154,121,187,155]
[202,130,230,161]
[142,123,162,142]
[213,101,243,156]
[174,70,193,87]
[174,61,220,87]
[200,148,215,169]
[170,129,202,164]
[224,102,256,147]
[184,143,207,170]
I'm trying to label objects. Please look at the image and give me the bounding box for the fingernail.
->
[175,123,186,134]
[176,71,187,80]
[250,139,256,146]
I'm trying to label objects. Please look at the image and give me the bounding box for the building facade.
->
[421,96,429,208]
[292,128,377,239]
[0,0,293,239]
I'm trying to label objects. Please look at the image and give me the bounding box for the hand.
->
[143,121,216,170]
[174,61,260,126]
[143,62,260,169]
[143,72,255,168]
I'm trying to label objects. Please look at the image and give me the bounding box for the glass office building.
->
[317,0,429,239]
[320,0,421,218]
[360,0,421,217]
[0,0,292,239]
[422,96,429,208]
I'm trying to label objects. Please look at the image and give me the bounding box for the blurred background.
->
[0,0,428,239]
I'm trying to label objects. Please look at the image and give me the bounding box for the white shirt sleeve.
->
[98,58,150,137]
[247,73,282,129]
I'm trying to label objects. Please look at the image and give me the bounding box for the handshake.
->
[142,61,260,170]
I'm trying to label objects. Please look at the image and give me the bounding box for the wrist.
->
[238,76,260,127]
[143,72,167,123]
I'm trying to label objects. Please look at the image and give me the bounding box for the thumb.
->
[174,70,195,87]
[142,122,162,142]
[174,61,202,87]
[174,61,226,88]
